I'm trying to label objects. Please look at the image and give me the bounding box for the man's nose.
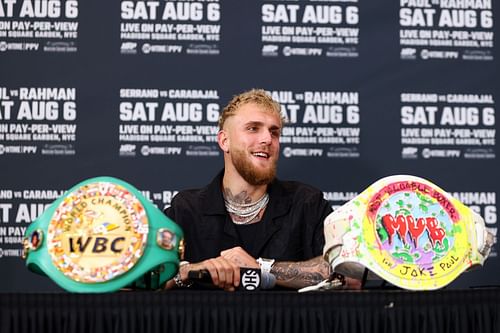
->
[259,130,272,144]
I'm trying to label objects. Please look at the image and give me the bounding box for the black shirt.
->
[164,170,333,263]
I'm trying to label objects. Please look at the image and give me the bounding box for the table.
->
[1,288,500,333]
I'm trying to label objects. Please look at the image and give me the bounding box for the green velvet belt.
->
[23,176,183,292]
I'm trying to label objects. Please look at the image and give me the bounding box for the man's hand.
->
[182,256,240,291]
[167,250,362,291]
[173,246,257,291]
[220,246,259,268]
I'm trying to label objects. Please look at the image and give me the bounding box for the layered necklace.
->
[224,192,269,225]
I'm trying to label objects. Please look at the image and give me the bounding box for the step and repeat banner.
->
[0,0,498,291]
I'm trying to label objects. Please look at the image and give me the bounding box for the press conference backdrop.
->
[0,1,498,292]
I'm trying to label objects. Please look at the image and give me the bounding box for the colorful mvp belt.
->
[323,175,494,290]
[23,177,184,292]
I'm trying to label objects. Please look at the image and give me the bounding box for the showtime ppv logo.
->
[282,147,322,157]
[283,46,322,56]
[0,144,37,154]
[0,41,39,51]
[421,49,459,60]
[142,43,182,54]
[422,148,460,159]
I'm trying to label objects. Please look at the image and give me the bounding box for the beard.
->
[231,148,277,186]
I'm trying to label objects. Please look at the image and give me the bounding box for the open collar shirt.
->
[164,170,333,262]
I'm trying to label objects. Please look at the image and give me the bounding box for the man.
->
[164,89,340,291]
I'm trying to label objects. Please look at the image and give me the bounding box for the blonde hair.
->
[218,89,285,129]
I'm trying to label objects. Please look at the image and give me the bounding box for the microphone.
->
[260,270,276,290]
[187,268,276,290]
[187,269,212,283]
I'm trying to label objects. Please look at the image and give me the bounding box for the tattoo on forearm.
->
[271,256,331,289]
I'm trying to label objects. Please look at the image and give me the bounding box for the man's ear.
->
[217,130,229,153]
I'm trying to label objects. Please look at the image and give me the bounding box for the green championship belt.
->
[23,176,184,292]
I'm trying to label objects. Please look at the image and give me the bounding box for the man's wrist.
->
[257,257,275,274]
[173,261,193,288]
[257,257,277,289]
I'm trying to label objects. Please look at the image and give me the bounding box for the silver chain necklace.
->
[224,192,269,225]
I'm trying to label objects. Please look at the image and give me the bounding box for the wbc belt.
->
[23,176,184,292]
[323,175,494,290]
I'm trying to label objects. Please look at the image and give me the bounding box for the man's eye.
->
[247,127,256,131]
